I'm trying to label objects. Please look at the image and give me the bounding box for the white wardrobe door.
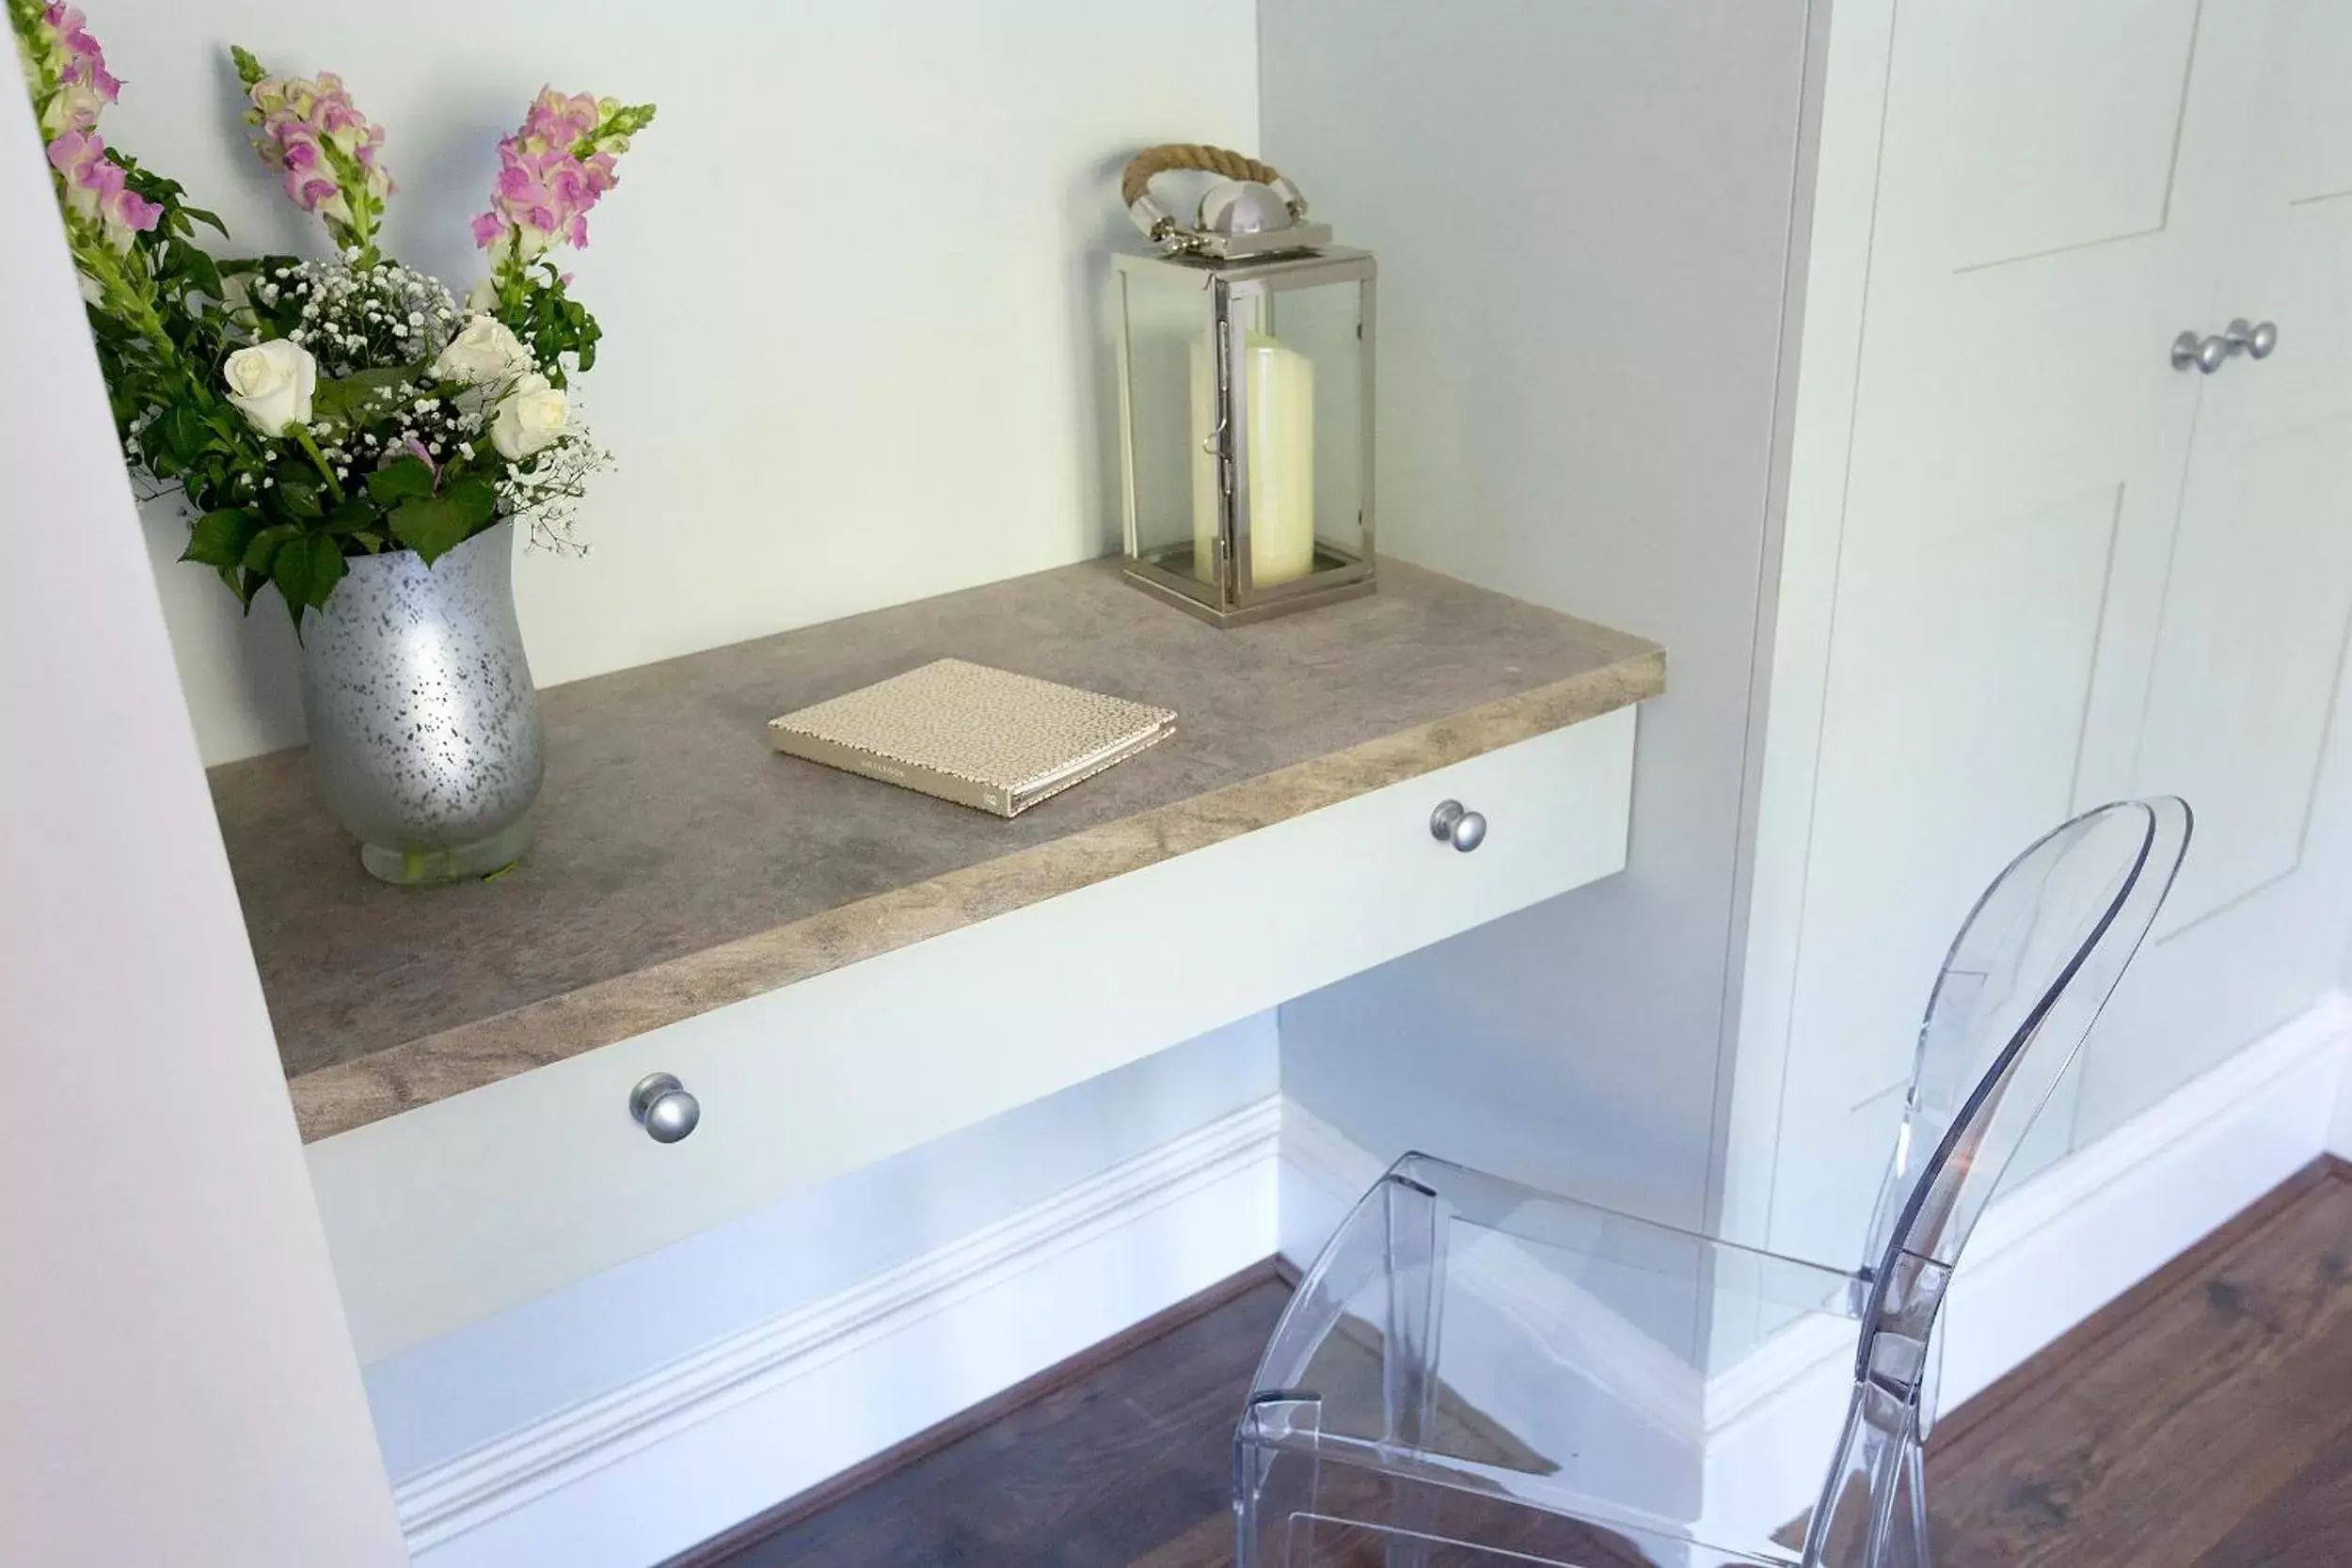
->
[1763,0,2253,1266]
[2074,0,2352,1143]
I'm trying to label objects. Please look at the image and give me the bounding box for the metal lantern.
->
[1112,145,1375,626]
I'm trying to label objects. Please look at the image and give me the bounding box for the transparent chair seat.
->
[1241,1153,1867,1567]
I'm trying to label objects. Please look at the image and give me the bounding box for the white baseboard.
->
[393,994,2352,1567]
[1277,1093,1387,1269]
[1935,990,2351,1412]
[1276,993,2352,1541]
[397,1094,1282,1568]
[1702,991,2352,1537]
[2330,1009,2352,1162]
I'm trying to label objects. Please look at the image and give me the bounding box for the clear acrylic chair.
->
[1235,798,2191,1567]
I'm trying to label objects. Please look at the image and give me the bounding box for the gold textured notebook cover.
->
[767,658,1178,818]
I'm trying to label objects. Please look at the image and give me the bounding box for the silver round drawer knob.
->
[1429,800,1487,853]
[629,1072,701,1144]
[2227,317,2280,361]
[2171,330,2229,374]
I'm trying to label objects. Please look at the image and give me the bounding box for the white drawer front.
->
[311,705,1637,1360]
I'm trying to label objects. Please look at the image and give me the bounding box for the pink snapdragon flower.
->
[240,60,391,251]
[471,88,655,262]
[8,6,154,258]
[46,125,161,249]
[24,5,120,135]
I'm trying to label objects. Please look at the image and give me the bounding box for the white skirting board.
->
[1277,991,2352,1536]
[2332,1006,2352,1161]
[1933,990,2350,1412]
[394,996,2350,1566]
[398,1096,1281,1568]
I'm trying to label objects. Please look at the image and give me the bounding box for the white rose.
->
[491,373,567,461]
[433,314,531,388]
[223,339,318,436]
[465,277,500,315]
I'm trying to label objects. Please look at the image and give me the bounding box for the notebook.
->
[767,658,1178,818]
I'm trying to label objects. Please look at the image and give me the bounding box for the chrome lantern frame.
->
[1112,244,1378,627]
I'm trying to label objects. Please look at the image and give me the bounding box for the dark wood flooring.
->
[682,1161,2352,1567]
[1926,1159,2352,1566]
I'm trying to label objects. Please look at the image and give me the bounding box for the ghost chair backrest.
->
[1855,797,2192,1389]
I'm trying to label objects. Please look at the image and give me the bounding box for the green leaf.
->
[179,246,226,304]
[182,508,261,569]
[364,456,437,506]
[323,496,378,534]
[272,531,348,614]
[313,365,428,424]
[276,471,324,519]
[242,521,298,576]
[155,403,198,460]
[391,477,496,564]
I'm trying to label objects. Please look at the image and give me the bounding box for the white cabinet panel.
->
[2135,415,2352,932]
[1746,0,2323,1262]
[2269,0,2352,205]
[2072,0,2352,1141]
[1924,0,2203,270]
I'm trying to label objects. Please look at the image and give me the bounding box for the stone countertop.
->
[211,558,1663,1142]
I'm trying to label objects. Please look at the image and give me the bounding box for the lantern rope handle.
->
[1122,143,1311,248]
[1120,145,1288,209]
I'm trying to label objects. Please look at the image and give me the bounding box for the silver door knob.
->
[1430,800,1487,853]
[2226,318,2279,360]
[2171,331,2230,374]
[630,1072,701,1144]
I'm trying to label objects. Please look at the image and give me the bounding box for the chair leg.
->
[1894,1429,1931,1568]
[1379,1172,1449,1568]
[1802,1380,1916,1567]
[1381,1172,1449,1447]
[1915,1320,1947,1449]
[1235,1393,1325,1568]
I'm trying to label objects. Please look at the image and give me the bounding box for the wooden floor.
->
[685,1162,2352,1567]
[1926,1159,2352,1565]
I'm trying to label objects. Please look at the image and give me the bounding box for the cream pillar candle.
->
[1191,330,1317,587]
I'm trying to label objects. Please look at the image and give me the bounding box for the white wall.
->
[0,83,408,1568]
[1262,0,1818,1228]
[97,0,1259,764]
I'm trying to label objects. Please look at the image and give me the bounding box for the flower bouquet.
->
[9,2,654,881]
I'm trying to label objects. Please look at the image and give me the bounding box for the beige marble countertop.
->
[210,558,1663,1142]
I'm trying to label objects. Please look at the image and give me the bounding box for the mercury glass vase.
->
[298,518,546,885]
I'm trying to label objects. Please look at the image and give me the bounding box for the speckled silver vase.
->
[298,519,545,885]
